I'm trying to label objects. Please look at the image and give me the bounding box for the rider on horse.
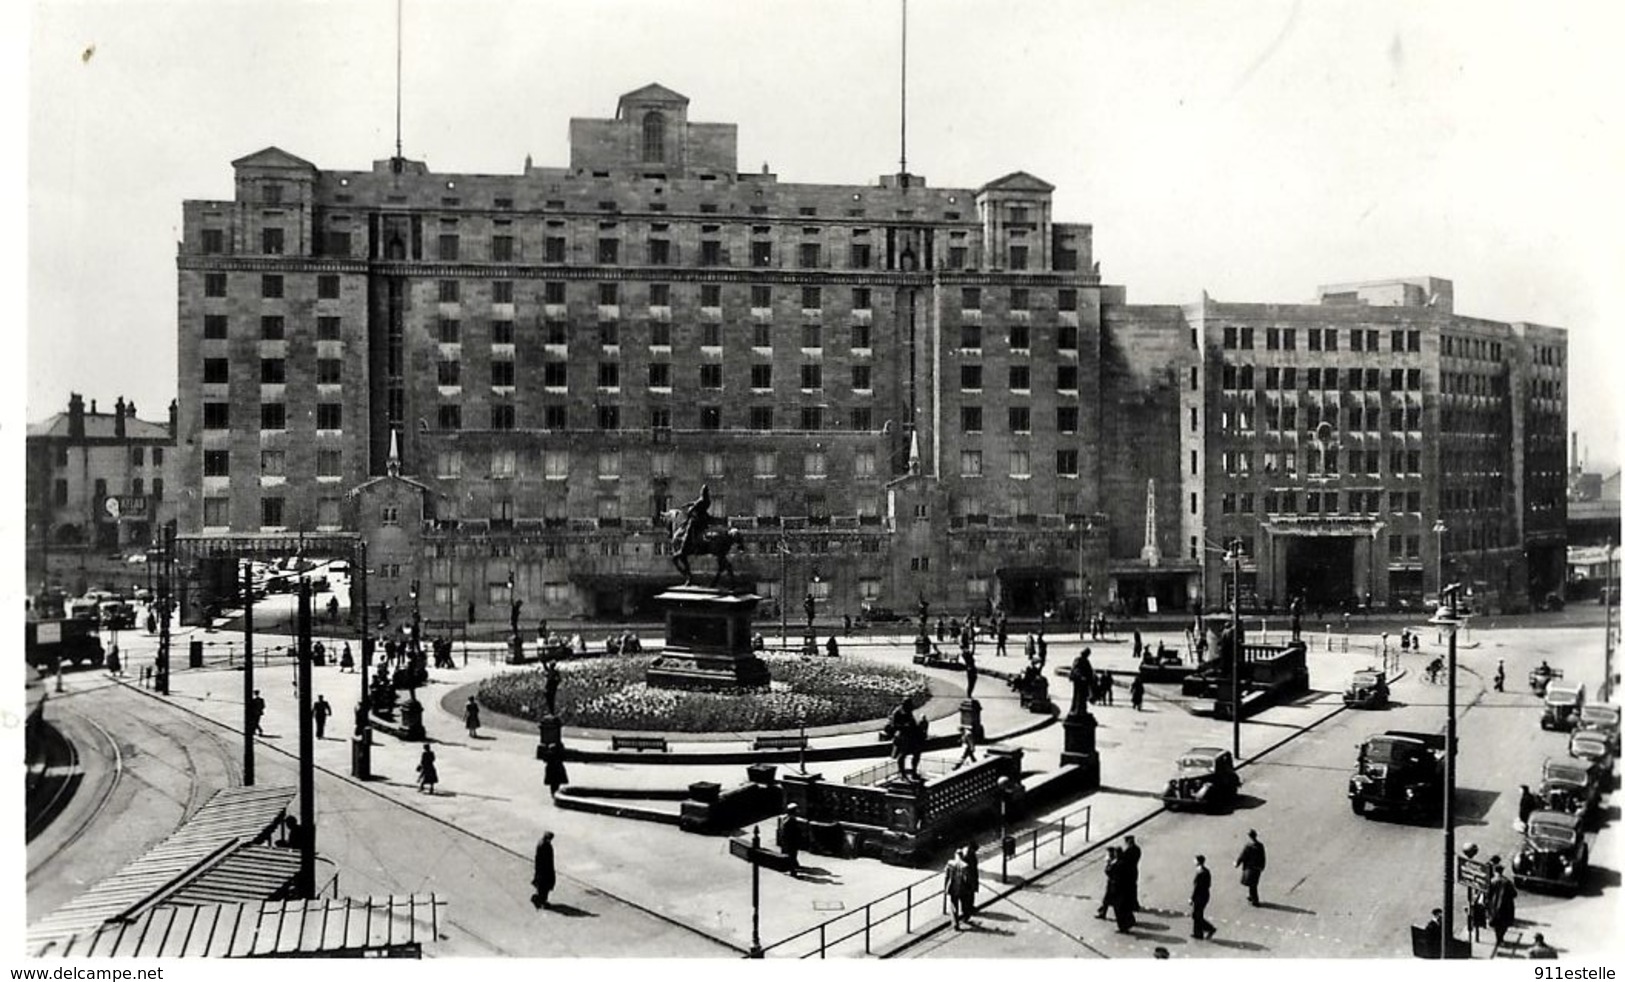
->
[675,484,712,557]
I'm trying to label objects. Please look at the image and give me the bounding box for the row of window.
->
[1216,448,1425,477]
[1220,402,1426,434]
[959,450,1081,478]
[1220,489,1425,515]
[1222,325,1423,353]
[201,403,342,433]
[202,495,339,529]
[1221,365,1425,392]
[425,403,884,432]
[51,477,164,505]
[960,406,1081,434]
[1445,335,1509,362]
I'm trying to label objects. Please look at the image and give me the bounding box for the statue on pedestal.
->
[884,697,926,781]
[664,483,744,587]
[543,660,562,717]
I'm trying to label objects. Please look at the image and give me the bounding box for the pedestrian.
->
[1121,835,1143,912]
[1494,659,1506,693]
[1098,670,1114,705]
[1487,863,1517,947]
[340,642,354,672]
[943,846,973,929]
[826,636,840,658]
[146,611,157,634]
[936,616,946,642]
[1025,633,1037,662]
[537,618,549,645]
[1132,630,1143,662]
[955,726,978,769]
[416,742,439,794]
[962,646,979,699]
[1421,908,1444,952]
[1191,854,1215,939]
[311,695,332,740]
[312,640,326,666]
[949,617,960,643]
[1516,784,1540,830]
[1528,933,1558,959]
[843,614,852,636]
[1109,851,1136,933]
[1035,633,1047,669]
[995,619,1008,657]
[1095,846,1120,920]
[543,744,569,798]
[531,831,556,909]
[1236,829,1266,905]
[776,803,802,874]
[464,696,481,738]
[960,842,980,918]
[326,596,339,622]
[1130,674,1146,711]
[249,689,267,736]
[466,599,476,626]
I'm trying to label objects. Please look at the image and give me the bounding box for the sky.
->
[19,0,1625,471]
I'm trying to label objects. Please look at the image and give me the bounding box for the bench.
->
[611,734,669,753]
[752,735,808,752]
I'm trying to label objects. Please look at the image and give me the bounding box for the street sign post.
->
[729,827,768,958]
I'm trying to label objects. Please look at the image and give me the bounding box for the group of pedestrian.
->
[1096,835,1141,931]
[943,842,981,929]
[1087,611,1112,640]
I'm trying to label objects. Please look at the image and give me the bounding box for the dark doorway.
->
[1285,537,1356,609]
[999,573,1059,616]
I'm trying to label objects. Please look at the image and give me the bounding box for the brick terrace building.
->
[1197,277,1567,613]
[175,86,1565,622]
[26,394,181,581]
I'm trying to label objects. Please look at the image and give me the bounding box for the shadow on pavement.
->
[1575,863,1619,898]
[1228,793,1267,811]
[1454,788,1499,825]
[544,902,597,918]
[1257,900,1315,915]
[1206,936,1269,952]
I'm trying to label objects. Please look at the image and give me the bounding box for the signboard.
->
[102,495,150,521]
[37,623,62,645]
[1146,597,1159,614]
[1457,856,1491,892]
[424,619,464,632]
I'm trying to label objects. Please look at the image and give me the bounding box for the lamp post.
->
[1605,539,1617,704]
[1073,518,1092,640]
[1226,539,1243,759]
[779,534,789,654]
[410,578,422,693]
[1430,583,1463,958]
[353,538,372,780]
[1433,520,1448,600]
[242,558,256,786]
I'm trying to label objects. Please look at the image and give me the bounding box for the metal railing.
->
[761,800,1093,959]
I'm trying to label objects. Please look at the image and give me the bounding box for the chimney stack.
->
[90,398,97,415]
[168,399,178,438]
[1572,432,1579,470]
[114,396,127,438]
[67,393,85,441]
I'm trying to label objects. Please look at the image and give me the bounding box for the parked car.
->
[1568,729,1616,790]
[98,600,136,630]
[1542,683,1587,732]
[1537,756,1600,826]
[858,603,902,624]
[1538,592,1567,612]
[1162,747,1240,812]
[1577,704,1620,755]
[1342,669,1391,709]
[1511,809,1588,894]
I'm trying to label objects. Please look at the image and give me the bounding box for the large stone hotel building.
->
[175,85,1566,622]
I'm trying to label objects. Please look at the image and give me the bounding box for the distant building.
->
[26,394,180,585]
[171,85,1567,621]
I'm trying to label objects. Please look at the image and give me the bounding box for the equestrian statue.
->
[666,483,744,588]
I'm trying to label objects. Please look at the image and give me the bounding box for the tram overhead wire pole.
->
[1430,583,1464,958]
[242,558,256,786]
[295,577,317,897]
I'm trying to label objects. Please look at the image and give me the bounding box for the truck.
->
[25,619,106,671]
[1348,730,1445,820]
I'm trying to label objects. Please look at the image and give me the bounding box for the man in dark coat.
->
[777,803,803,874]
[1486,864,1517,946]
[1120,835,1143,912]
[1236,829,1266,905]
[1191,854,1215,939]
[1108,847,1136,932]
[532,832,556,909]
[1130,675,1146,711]
[1096,846,1121,920]
[249,690,267,736]
[311,695,332,740]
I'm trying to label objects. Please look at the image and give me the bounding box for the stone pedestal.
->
[535,714,564,760]
[915,636,932,656]
[647,587,770,690]
[959,699,985,743]
[1061,708,1101,790]
[399,697,426,742]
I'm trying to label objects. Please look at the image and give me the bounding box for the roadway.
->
[905,621,1620,959]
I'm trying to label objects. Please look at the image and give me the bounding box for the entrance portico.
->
[1259,517,1385,610]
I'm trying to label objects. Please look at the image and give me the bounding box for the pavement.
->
[29,597,1429,958]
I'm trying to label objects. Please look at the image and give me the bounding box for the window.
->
[1009,289,1030,312]
[310,315,339,341]
[202,402,230,429]
[314,449,344,478]
[260,357,286,383]
[261,315,285,340]
[261,497,285,527]
[204,272,228,298]
[260,274,285,299]
[316,403,342,429]
[799,406,823,430]
[1010,449,1031,477]
[799,243,821,268]
[439,279,460,302]
[961,406,983,432]
[543,451,569,481]
[203,450,230,477]
[962,287,982,309]
[314,357,341,384]
[751,240,773,267]
[597,238,619,264]
[544,237,567,263]
[800,286,823,310]
[437,234,460,261]
[1008,407,1031,432]
[700,240,723,266]
[201,228,224,254]
[489,404,515,430]
[1056,406,1079,432]
[260,450,285,476]
[750,322,771,348]
[491,360,515,386]
[598,362,620,388]
[261,403,286,430]
[203,314,228,339]
[850,243,872,268]
[641,111,665,161]
[261,227,284,255]
[851,365,872,390]
[701,321,721,346]
[543,405,567,429]
[804,452,827,478]
[699,363,723,389]
[960,324,982,349]
[1059,288,1078,311]
[544,362,568,387]
[961,451,983,477]
[1009,245,1028,270]
[202,358,229,384]
[801,324,822,348]
[750,406,774,430]
[750,364,772,389]
[961,365,983,390]
[492,320,514,344]
[702,452,725,478]
[1009,365,1031,390]
[597,405,620,430]
[439,404,462,429]
[701,284,722,307]
[491,235,514,262]
[800,364,823,390]
[850,407,873,430]
[649,362,672,388]
[1057,449,1079,476]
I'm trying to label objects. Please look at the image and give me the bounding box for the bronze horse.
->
[664,509,744,587]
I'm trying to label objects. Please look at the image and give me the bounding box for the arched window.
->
[642,111,665,163]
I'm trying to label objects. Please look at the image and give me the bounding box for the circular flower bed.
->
[476,654,932,733]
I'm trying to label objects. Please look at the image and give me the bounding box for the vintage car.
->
[1162,746,1240,812]
[1349,730,1445,819]
[1342,669,1391,709]
[858,604,903,624]
[1577,704,1621,754]
[97,600,136,630]
[1529,664,1563,696]
[1568,729,1616,790]
[1538,756,1600,826]
[1511,810,1589,894]
[1541,683,1587,732]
